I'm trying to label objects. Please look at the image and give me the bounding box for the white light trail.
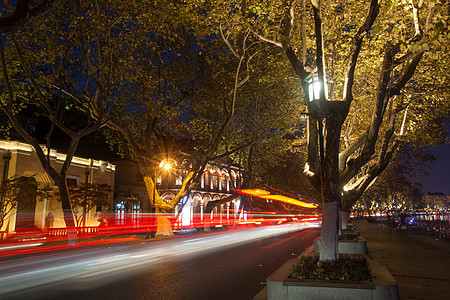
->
[0,223,319,297]
[0,243,43,251]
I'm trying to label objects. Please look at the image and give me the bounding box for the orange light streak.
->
[235,189,318,208]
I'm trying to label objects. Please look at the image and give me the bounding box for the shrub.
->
[290,254,372,281]
[416,219,450,241]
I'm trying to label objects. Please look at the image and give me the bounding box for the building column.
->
[200,199,204,223]
[226,202,230,225]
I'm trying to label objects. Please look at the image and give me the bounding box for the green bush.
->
[290,254,372,281]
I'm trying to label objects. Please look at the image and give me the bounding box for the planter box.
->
[314,236,368,255]
[264,257,398,300]
[342,228,359,236]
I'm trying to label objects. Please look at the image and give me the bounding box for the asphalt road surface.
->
[2,225,320,300]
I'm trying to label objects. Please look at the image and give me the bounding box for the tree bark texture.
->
[156,215,174,237]
[318,106,346,261]
[320,201,339,262]
[54,176,77,244]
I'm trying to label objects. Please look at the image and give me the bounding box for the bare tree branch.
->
[281,0,296,39]
[0,0,54,34]
[339,42,396,184]
[343,0,379,104]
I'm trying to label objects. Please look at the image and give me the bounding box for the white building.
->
[0,140,115,236]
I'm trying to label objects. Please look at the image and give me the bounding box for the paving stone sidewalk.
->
[353,219,450,300]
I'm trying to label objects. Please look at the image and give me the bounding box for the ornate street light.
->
[304,71,330,206]
[159,158,176,171]
[305,72,328,102]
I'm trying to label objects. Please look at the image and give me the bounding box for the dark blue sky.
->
[415,144,450,195]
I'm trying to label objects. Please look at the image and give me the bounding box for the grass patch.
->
[290,254,372,281]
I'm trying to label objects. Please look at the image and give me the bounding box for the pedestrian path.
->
[353,219,450,300]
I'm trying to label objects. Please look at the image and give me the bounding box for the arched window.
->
[212,172,217,190]
[221,173,227,191]
[203,170,210,190]
[175,169,182,186]
[203,194,212,206]
[192,194,202,214]
[201,171,205,188]
[230,170,237,189]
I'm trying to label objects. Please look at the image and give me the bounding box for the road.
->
[1,224,320,300]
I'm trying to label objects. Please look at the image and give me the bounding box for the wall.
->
[0,140,115,234]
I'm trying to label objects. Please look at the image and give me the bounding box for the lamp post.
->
[305,72,328,103]
[307,68,352,261]
[305,71,328,202]
[305,71,345,261]
[150,162,157,238]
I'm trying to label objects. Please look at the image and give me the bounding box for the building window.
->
[131,201,141,226]
[210,173,215,190]
[66,177,78,186]
[221,174,227,191]
[204,171,210,190]
[115,202,126,225]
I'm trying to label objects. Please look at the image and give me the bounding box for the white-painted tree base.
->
[156,216,174,236]
[341,211,350,230]
[320,201,339,261]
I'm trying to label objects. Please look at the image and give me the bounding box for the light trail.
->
[0,222,319,297]
[0,243,44,251]
[0,237,137,258]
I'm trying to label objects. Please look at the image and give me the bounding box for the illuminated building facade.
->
[0,140,115,235]
[113,159,244,229]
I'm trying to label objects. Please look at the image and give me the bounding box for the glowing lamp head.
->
[163,163,172,170]
[305,73,328,102]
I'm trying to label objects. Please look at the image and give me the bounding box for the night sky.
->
[416,144,450,195]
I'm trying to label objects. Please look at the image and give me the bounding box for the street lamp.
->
[304,71,330,206]
[305,72,328,102]
[159,158,175,172]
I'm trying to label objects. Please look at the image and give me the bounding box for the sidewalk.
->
[353,219,450,300]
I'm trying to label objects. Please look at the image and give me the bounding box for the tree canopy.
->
[198,0,448,203]
[356,146,427,214]
[195,0,448,261]
[1,0,303,221]
[0,176,38,230]
[55,183,112,227]
[1,0,447,251]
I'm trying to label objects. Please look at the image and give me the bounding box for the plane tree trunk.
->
[317,102,349,261]
[54,175,78,244]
